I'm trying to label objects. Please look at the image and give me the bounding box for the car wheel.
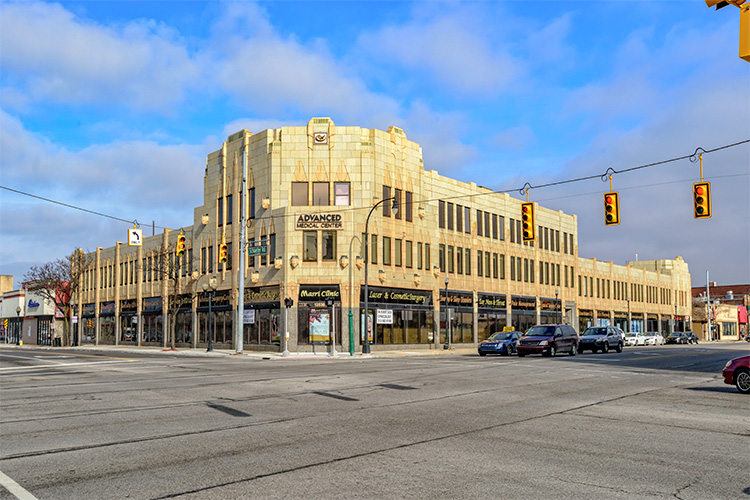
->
[735,368,750,394]
[577,347,584,354]
[603,343,609,353]
[479,352,486,356]
[569,345,576,356]
[615,342,623,353]
[549,346,556,357]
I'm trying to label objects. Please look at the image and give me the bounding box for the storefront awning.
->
[738,306,748,324]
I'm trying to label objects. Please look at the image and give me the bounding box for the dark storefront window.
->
[361,286,434,345]
[297,285,342,345]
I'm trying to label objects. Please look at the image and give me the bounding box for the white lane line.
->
[0,360,135,371]
[0,470,39,500]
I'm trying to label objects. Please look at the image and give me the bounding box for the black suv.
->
[578,326,624,354]
[516,324,579,357]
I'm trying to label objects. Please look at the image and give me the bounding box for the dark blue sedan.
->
[478,331,521,356]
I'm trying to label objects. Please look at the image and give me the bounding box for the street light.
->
[444,276,451,350]
[362,196,398,354]
[15,306,21,345]
[202,275,217,352]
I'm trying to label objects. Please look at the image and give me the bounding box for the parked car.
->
[643,332,664,346]
[578,326,623,353]
[516,324,578,357]
[625,332,646,347]
[665,332,690,344]
[722,355,750,394]
[685,332,699,344]
[478,330,521,356]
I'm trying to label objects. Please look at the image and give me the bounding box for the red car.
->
[722,355,750,394]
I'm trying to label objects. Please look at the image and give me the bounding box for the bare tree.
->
[23,250,90,346]
[145,243,198,349]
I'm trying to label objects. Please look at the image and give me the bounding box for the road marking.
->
[0,360,136,371]
[0,470,39,500]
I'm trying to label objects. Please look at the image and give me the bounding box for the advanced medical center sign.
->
[295,213,344,230]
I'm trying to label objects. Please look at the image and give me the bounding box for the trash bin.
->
[54,338,61,347]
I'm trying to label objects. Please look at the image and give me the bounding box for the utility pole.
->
[236,144,247,354]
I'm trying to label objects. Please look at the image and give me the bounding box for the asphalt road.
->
[1,344,748,500]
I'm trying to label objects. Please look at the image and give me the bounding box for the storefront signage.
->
[614,311,628,319]
[540,298,562,311]
[362,286,432,306]
[440,291,473,308]
[100,301,116,316]
[295,213,343,230]
[597,310,610,318]
[120,299,138,314]
[143,296,163,313]
[377,309,393,324]
[82,303,96,317]
[299,285,340,302]
[28,299,40,307]
[511,296,536,310]
[197,290,231,309]
[244,286,280,304]
[478,294,506,309]
[578,309,593,318]
[173,294,193,312]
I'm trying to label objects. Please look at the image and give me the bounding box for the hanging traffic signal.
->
[693,182,712,218]
[705,1,750,62]
[521,202,535,241]
[219,243,228,263]
[603,191,620,226]
[176,233,186,256]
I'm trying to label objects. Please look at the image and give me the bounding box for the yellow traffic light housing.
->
[693,182,712,218]
[705,0,750,62]
[176,233,186,257]
[219,243,228,263]
[603,191,620,226]
[521,202,535,241]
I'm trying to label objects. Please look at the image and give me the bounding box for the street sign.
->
[128,228,143,246]
[248,245,267,256]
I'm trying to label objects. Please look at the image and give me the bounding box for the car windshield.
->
[583,328,607,336]
[524,326,555,337]
[627,333,638,337]
[668,333,679,337]
[487,332,512,341]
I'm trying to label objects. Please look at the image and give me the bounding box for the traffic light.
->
[521,202,535,241]
[603,191,620,226]
[693,182,712,219]
[705,0,750,62]
[176,233,186,256]
[219,243,228,263]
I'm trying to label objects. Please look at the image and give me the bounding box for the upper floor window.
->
[394,189,403,220]
[438,200,445,228]
[334,183,350,206]
[217,197,224,226]
[405,191,413,222]
[292,183,308,206]
[313,182,329,205]
[226,194,232,225]
[383,186,392,217]
[249,188,256,219]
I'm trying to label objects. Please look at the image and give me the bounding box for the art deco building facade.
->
[73,118,693,352]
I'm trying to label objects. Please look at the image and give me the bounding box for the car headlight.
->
[724,360,733,369]
[538,340,548,346]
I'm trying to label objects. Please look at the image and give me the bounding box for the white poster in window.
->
[360,313,374,342]
[309,310,330,343]
[243,309,255,324]
[377,309,393,324]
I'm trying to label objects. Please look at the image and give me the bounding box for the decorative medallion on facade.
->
[313,132,328,145]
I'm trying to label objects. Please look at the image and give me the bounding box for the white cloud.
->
[0,2,199,112]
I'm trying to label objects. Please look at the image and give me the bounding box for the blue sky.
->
[1,0,748,287]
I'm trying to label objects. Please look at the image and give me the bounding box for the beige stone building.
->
[72,119,693,352]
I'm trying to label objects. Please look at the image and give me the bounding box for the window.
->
[464,207,471,234]
[313,182,329,205]
[544,227,549,250]
[383,186,392,217]
[493,253,498,279]
[477,210,483,236]
[545,262,550,285]
[456,205,463,232]
[498,216,504,240]
[523,258,528,283]
[371,235,378,264]
[292,183,308,206]
[530,259,535,283]
[217,197,224,226]
[492,214,498,239]
[569,234,574,255]
[439,244,445,272]
[439,200,445,228]
[303,231,317,261]
[395,189,403,220]
[539,261,544,284]
[465,248,471,275]
[563,232,568,254]
[456,247,463,275]
[334,183,350,206]
[510,256,516,281]
[499,254,505,279]
[447,203,454,230]
[510,218,515,243]
[477,250,483,276]
[208,246,214,273]
[249,188,256,219]
[516,220,522,245]
[424,243,430,270]
[226,242,233,270]
[226,194,233,225]
[200,249,205,274]
[405,240,413,268]
[485,212,490,239]
[395,239,403,266]
[383,237,392,265]
[405,191,413,222]
[417,242,423,269]
[269,234,276,264]
[484,252,491,278]
[447,246,454,273]
[322,231,336,261]
[260,237,267,266]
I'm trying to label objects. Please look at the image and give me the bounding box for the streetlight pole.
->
[362,196,397,354]
[15,306,21,345]
[444,276,451,350]
[202,276,216,352]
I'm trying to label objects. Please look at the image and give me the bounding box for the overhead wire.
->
[1,139,748,227]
